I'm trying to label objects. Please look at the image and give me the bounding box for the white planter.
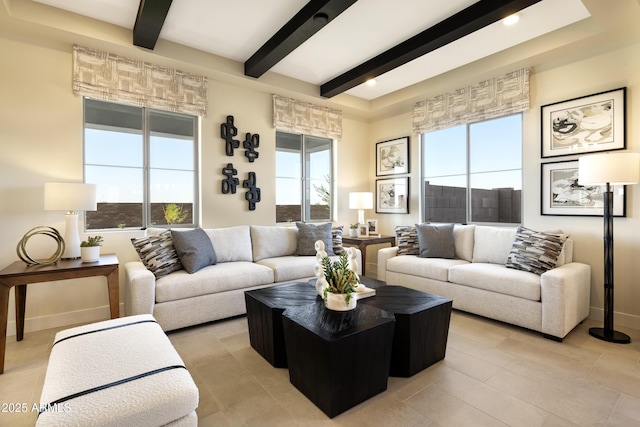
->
[349,228,357,237]
[81,246,100,263]
[324,292,357,311]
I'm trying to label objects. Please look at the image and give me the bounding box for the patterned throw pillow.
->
[505,226,568,275]
[131,230,183,279]
[332,226,345,255]
[395,225,419,255]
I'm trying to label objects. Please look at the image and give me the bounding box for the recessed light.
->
[366,79,376,86]
[503,14,519,26]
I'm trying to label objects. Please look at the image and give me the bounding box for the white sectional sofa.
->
[377,224,591,341]
[125,224,360,331]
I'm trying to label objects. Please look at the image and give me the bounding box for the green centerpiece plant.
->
[319,251,360,309]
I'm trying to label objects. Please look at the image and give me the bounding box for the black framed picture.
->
[541,87,626,158]
[376,136,409,176]
[376,177,409,214]
[540,160,626,216]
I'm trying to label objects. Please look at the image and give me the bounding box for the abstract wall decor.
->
[243,172,261,211]
[221,163,239,194]
[220,115,240,156]
[243,133,260,162]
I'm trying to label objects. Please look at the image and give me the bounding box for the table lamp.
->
[578,152,640,344]
[44,182,97,259]
[349,192,373,225]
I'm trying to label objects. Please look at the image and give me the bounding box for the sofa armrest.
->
[377,246,399,282]
[124,261,156,316]
[540,262,591,338]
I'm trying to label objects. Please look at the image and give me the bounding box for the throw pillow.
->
[131,230,183,279]
[395,225,419,255]
[472,226,517,264]
[415,223,455,259]
[332,226,345,255]
[295,222,334,256]
[506,226,568,275]
[171,228,217,274]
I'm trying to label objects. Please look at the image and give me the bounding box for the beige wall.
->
[1,4,640,334]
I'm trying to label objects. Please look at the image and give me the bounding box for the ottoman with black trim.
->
[36,314,198,426]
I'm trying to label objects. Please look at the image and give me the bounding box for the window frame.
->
[82,98,200,231]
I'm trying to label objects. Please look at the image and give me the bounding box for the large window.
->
[422,114,522,224]
[276,131,332,223]
[84,98,198,230]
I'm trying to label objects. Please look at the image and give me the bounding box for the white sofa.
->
[377,224,591,341]
[125,225,361,331]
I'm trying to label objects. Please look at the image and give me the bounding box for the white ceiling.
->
[33,0,591,100]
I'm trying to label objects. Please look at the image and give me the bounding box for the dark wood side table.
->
[342,235,396,276]
[0,253,119,374]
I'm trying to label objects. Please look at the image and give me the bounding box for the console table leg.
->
[107,270,119,319]
[15,284,26,341]
[0,285,10,374]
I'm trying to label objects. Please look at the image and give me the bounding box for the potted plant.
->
[80,235,103,263]
[349,222,359,237]
[316,245,360,311]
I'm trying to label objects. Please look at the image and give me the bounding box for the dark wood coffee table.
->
[282,301,395,418]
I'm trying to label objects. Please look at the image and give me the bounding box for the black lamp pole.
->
[588,182,631,343]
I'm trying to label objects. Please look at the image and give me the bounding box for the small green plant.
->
[81,235,103,247]
[163,203,189,225]
[349,222,359,230]
[320,252,359,305]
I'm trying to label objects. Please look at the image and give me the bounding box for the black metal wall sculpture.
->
[221,163,239,194]
[243,133,260,162]
[220,115,240,156]
[242,172,261,211]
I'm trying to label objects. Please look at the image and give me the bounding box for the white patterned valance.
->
[73,45,208,117]
[412,68,530,134]
[273,95,342,140]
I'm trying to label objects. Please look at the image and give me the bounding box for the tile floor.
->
[1,311,640,426]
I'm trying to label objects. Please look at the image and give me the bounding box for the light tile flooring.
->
[2,312,640,426]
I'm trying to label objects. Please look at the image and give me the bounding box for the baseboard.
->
[589,306,640,331]
[6,303,124,337]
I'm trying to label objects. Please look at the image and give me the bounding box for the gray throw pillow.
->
[171,228,217,274]
[131,230,183,279]
[415,223,455,259]
[295,222,335,256]
[506,226,568,275]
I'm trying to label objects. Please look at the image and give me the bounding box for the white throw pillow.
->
[205,226,252,263]
[453,224,475,262]
[472,226,517,265]
[250,225,297,261]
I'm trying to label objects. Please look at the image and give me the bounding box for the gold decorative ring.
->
[17,226,65,266]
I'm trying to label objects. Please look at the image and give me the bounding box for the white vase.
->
[81,246,100,263]
[324,292,357,311]
[349,228,357,237]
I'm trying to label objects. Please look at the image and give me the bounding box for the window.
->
[275,131,333,223]
[421,114,522,224]
[83,98,198,230]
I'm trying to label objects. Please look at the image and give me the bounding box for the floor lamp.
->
[578,152,640,344]
[44,182,97,259]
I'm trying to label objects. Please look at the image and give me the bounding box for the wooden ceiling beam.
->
[133,0,173,50]
[244,0,358,78]
[320,0,542,98]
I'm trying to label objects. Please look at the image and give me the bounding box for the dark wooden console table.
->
[0,254,119,374]
[342,235,396,276]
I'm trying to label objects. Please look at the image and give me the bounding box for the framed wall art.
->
[376,177,409,214]
[541,87,626,158]
[540,160,626,216]
[376,136,409,176]
[366,219,378,235]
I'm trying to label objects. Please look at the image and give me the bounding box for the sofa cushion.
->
[256,256,319,282]
[472,226,517,265]
[155,261,274,303]
[171,228,217,273]
[506,227,568,275]
[251,225,297,261]
[449,263,541,301]
[204,226,252,262]
[332,226,345,255]
[453,224,475,262]
[131,231,183,279]
[386,255,469,282]
[295,222,334,256]
[415,223,455,258]
[395,225,419,255]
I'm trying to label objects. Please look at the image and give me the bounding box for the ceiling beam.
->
[133,0,173,50]
[320,0,542,98]
[245,0,358,78]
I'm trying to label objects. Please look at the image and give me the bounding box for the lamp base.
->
[588,327,630,344]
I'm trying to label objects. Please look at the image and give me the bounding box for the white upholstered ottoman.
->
[36,314,198,426]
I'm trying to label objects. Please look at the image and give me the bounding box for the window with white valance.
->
[412,68,530,134]
[272,95,342,140]
[73,45,208,117]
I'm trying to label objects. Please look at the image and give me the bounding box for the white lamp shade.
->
[578,152,640,186]
[44,182,97,212]
[348,192,373,210]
